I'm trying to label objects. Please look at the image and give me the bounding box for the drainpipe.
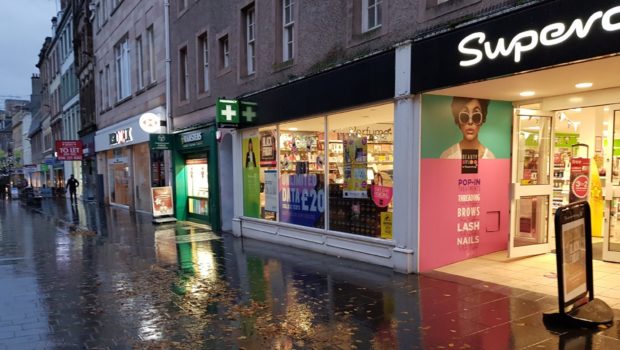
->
[164,0,173,187]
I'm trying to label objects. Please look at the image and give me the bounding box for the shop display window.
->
[107,148,130,206]
[327,104,394,238]
[279,117,326,229]
[186,157,209,216]
[241,103,394,239]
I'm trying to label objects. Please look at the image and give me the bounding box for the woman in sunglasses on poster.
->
[440,97,495,159]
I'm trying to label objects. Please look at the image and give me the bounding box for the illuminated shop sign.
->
[458,5,620,67]
[182,132,202,144]
[411,0,620,93]
[109,128,133,145]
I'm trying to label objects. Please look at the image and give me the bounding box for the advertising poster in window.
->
[343,136,368,198]
[280,173,325,228]
[264,170,278,212]
[419,95,512,271]
[243,136,261,218]
[260,130,277,166]
[561,218,587,302]
[151,186,174,217]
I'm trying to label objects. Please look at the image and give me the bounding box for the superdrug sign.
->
[412,0,620,93]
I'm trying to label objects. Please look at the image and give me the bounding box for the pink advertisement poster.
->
[419,95,512,271]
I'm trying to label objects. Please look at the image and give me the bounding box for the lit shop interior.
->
[432,55,620,264]
[246,103,394,239]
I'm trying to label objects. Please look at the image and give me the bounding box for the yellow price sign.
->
[381,212,393,239]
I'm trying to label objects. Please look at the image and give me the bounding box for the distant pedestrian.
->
[66,174,79,204]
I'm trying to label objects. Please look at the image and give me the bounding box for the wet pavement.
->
[1,198,620,349]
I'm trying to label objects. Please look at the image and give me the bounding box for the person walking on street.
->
[66,174,80,204]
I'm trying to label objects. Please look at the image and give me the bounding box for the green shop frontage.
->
[172,125,221,231]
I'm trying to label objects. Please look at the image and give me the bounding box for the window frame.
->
[146,25,156,84]
[282,0,294,62]
[245,5,256,75]
[197,32,210,94]
[362,0,382,32]
[179,46,189,102]
[219,34,230,71]
[136,35,145,90]
[114,36,132,101]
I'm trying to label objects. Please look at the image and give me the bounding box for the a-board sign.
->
[554,201,593,312]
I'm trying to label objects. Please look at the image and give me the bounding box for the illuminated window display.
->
[241,103,394,238]
[107,148,130,206]
[186,157,209,216]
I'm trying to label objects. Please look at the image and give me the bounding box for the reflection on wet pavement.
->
[1,199,620,349]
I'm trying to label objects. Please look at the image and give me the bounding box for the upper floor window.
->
[179,0,188,13]
[99,70,105,113]
[219,35,230,70]
[105,65,111,108]
[244,5,256,75]
[115,36,131,100]
[197,33,209,93]
[282,0,294,61]
[146,25,156,83]
[362,0,382,32]
[136,36,145,90]
[179,46,189,102]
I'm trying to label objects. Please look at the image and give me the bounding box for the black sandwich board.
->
[543,201,613,327]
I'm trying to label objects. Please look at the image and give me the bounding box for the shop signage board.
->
[152,186,174,217]
[178,130,207,149]
[411,0,620,93]
[569,158,590,203]
[545,201,613,326]
[216,99,258,128]
[109,127,133,145]
[149,134,173,150]
[216,99,240,127]
[55,140,83,161]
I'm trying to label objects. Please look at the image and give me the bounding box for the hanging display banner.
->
[242,136,261,218]
[343,136,368,198]
[569,158,590,203]
[151,186,174,217]
[280,173,324,227]
[264,170,278,212]
[259,130,277,166]
[371,185,393,207]
[56,140,83,161]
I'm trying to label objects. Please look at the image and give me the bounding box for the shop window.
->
[327,104,394,238]
[107,148,130,206]
[186,156,210,217]
[279,117,326,228]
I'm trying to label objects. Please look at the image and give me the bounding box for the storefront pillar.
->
[392,43,419,273]
[231,129,244,237]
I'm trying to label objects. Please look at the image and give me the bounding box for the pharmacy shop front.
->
[412,0,620,271]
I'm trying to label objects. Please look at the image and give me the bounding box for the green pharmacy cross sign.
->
[216,99,257,127]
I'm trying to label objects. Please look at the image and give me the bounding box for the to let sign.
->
[56,140,83,161]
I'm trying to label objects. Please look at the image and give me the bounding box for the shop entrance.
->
[514,103,620,264]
